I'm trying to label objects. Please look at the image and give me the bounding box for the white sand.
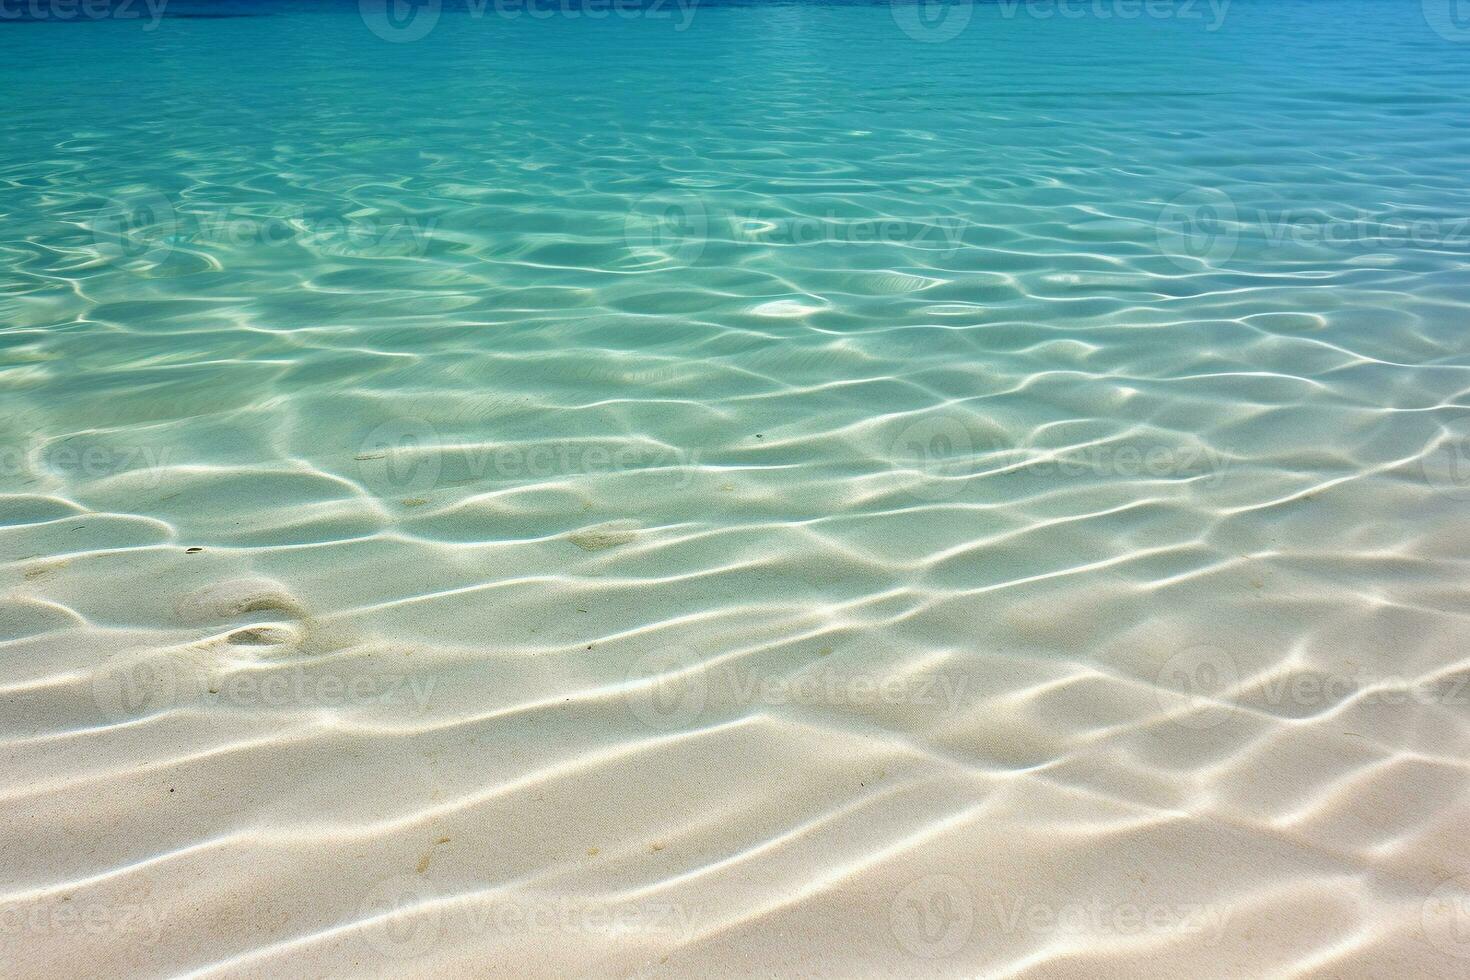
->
[4,456,1470,977]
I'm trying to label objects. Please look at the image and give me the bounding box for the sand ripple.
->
[3,1,1470,976]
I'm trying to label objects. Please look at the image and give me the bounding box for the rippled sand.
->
[4,1,1470,976]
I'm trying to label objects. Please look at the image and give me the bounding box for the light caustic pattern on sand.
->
[3,1,1470,976]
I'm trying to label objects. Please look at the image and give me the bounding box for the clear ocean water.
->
[4,1,1470,975]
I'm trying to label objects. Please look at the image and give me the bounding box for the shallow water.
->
[4,1,1470,975]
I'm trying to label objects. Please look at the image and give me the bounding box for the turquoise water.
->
[5,2,1470,975]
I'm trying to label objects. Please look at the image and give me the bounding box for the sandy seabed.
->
[5,1,1470,977]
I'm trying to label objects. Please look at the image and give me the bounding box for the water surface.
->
[3,1,1470,975]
